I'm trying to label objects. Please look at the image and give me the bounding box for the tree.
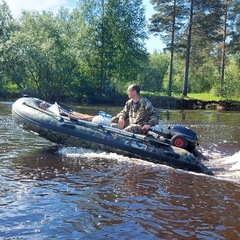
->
[76,0,148,95]
[218,0,240,97]
[229,1,240,56]
[182,0,194,97]
[0,0,20,93]
[149,0,187,96]
[138,51,169,93]
[179,0,223,96]
[223,56,240,98]
[0,1,13,41]
[3,10,79,100]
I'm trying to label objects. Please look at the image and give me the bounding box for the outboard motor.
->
[150,125,199,152]
[169,125,198,152]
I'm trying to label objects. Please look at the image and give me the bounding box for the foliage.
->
[0,0,148,100]
[74,0,148,95]
[138,51,169,93]
[149,0,188,96]
[0,0,240,101]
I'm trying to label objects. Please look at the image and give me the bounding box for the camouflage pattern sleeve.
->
[147,105,159,126]
[141,97,159,126]
[118,99,131,120]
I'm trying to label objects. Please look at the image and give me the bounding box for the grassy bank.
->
[187,93,240,102]
[140,92,240,111]
[1,92,240,111]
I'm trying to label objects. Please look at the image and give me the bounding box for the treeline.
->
[0,0,239,102]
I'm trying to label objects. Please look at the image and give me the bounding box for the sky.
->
[2,0,164,53]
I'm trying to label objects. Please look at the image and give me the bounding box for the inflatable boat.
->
[12,96,213,175]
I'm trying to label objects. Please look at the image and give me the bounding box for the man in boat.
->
[111,83,160,134]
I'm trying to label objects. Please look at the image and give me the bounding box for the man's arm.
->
[148,107,159,127]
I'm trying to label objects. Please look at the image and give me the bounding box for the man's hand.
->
[142,124,151,131]
[118,116,125,129]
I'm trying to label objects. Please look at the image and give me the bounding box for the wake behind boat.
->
[12,96,213,175]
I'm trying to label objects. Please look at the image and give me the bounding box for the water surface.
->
[0,102,239,239]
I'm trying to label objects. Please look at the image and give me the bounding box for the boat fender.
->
[92,111,112,126]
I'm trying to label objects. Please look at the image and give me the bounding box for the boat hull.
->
[12,97,214,175]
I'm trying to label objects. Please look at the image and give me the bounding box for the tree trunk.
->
[168,0,177,97]
[221,1,228,97]
[100,0,105,94]
[182,0,194,97]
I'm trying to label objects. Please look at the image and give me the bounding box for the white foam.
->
[58,147,166,169]
[58,147,240,183]
[225,152,240,171]
[59,147,123,159]
[211,151,240,184]
[58,146,98,156]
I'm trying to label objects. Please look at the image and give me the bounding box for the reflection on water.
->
[0,102,239,239]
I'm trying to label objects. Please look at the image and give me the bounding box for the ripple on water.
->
[0,106,240,239]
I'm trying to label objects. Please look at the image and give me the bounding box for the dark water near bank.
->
[0,102,239,239]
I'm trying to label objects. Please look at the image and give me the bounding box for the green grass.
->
[142,91,240,102]
[187,93,240,101]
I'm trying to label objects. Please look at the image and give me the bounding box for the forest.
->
[0,0,240,103]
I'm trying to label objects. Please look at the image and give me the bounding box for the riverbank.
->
[94,94,240,111]
[148,96,240,111]
[1,93,240,111]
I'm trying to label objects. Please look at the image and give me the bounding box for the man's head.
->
[127,84,140,99]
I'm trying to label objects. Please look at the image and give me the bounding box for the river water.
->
[0,101,239,239]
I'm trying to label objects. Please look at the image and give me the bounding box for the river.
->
[0,101,239,239]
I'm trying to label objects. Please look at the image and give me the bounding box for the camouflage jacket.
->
[118,97,159,127]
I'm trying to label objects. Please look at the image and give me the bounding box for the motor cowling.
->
[150,125,198,152]
[169,125,198,152]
